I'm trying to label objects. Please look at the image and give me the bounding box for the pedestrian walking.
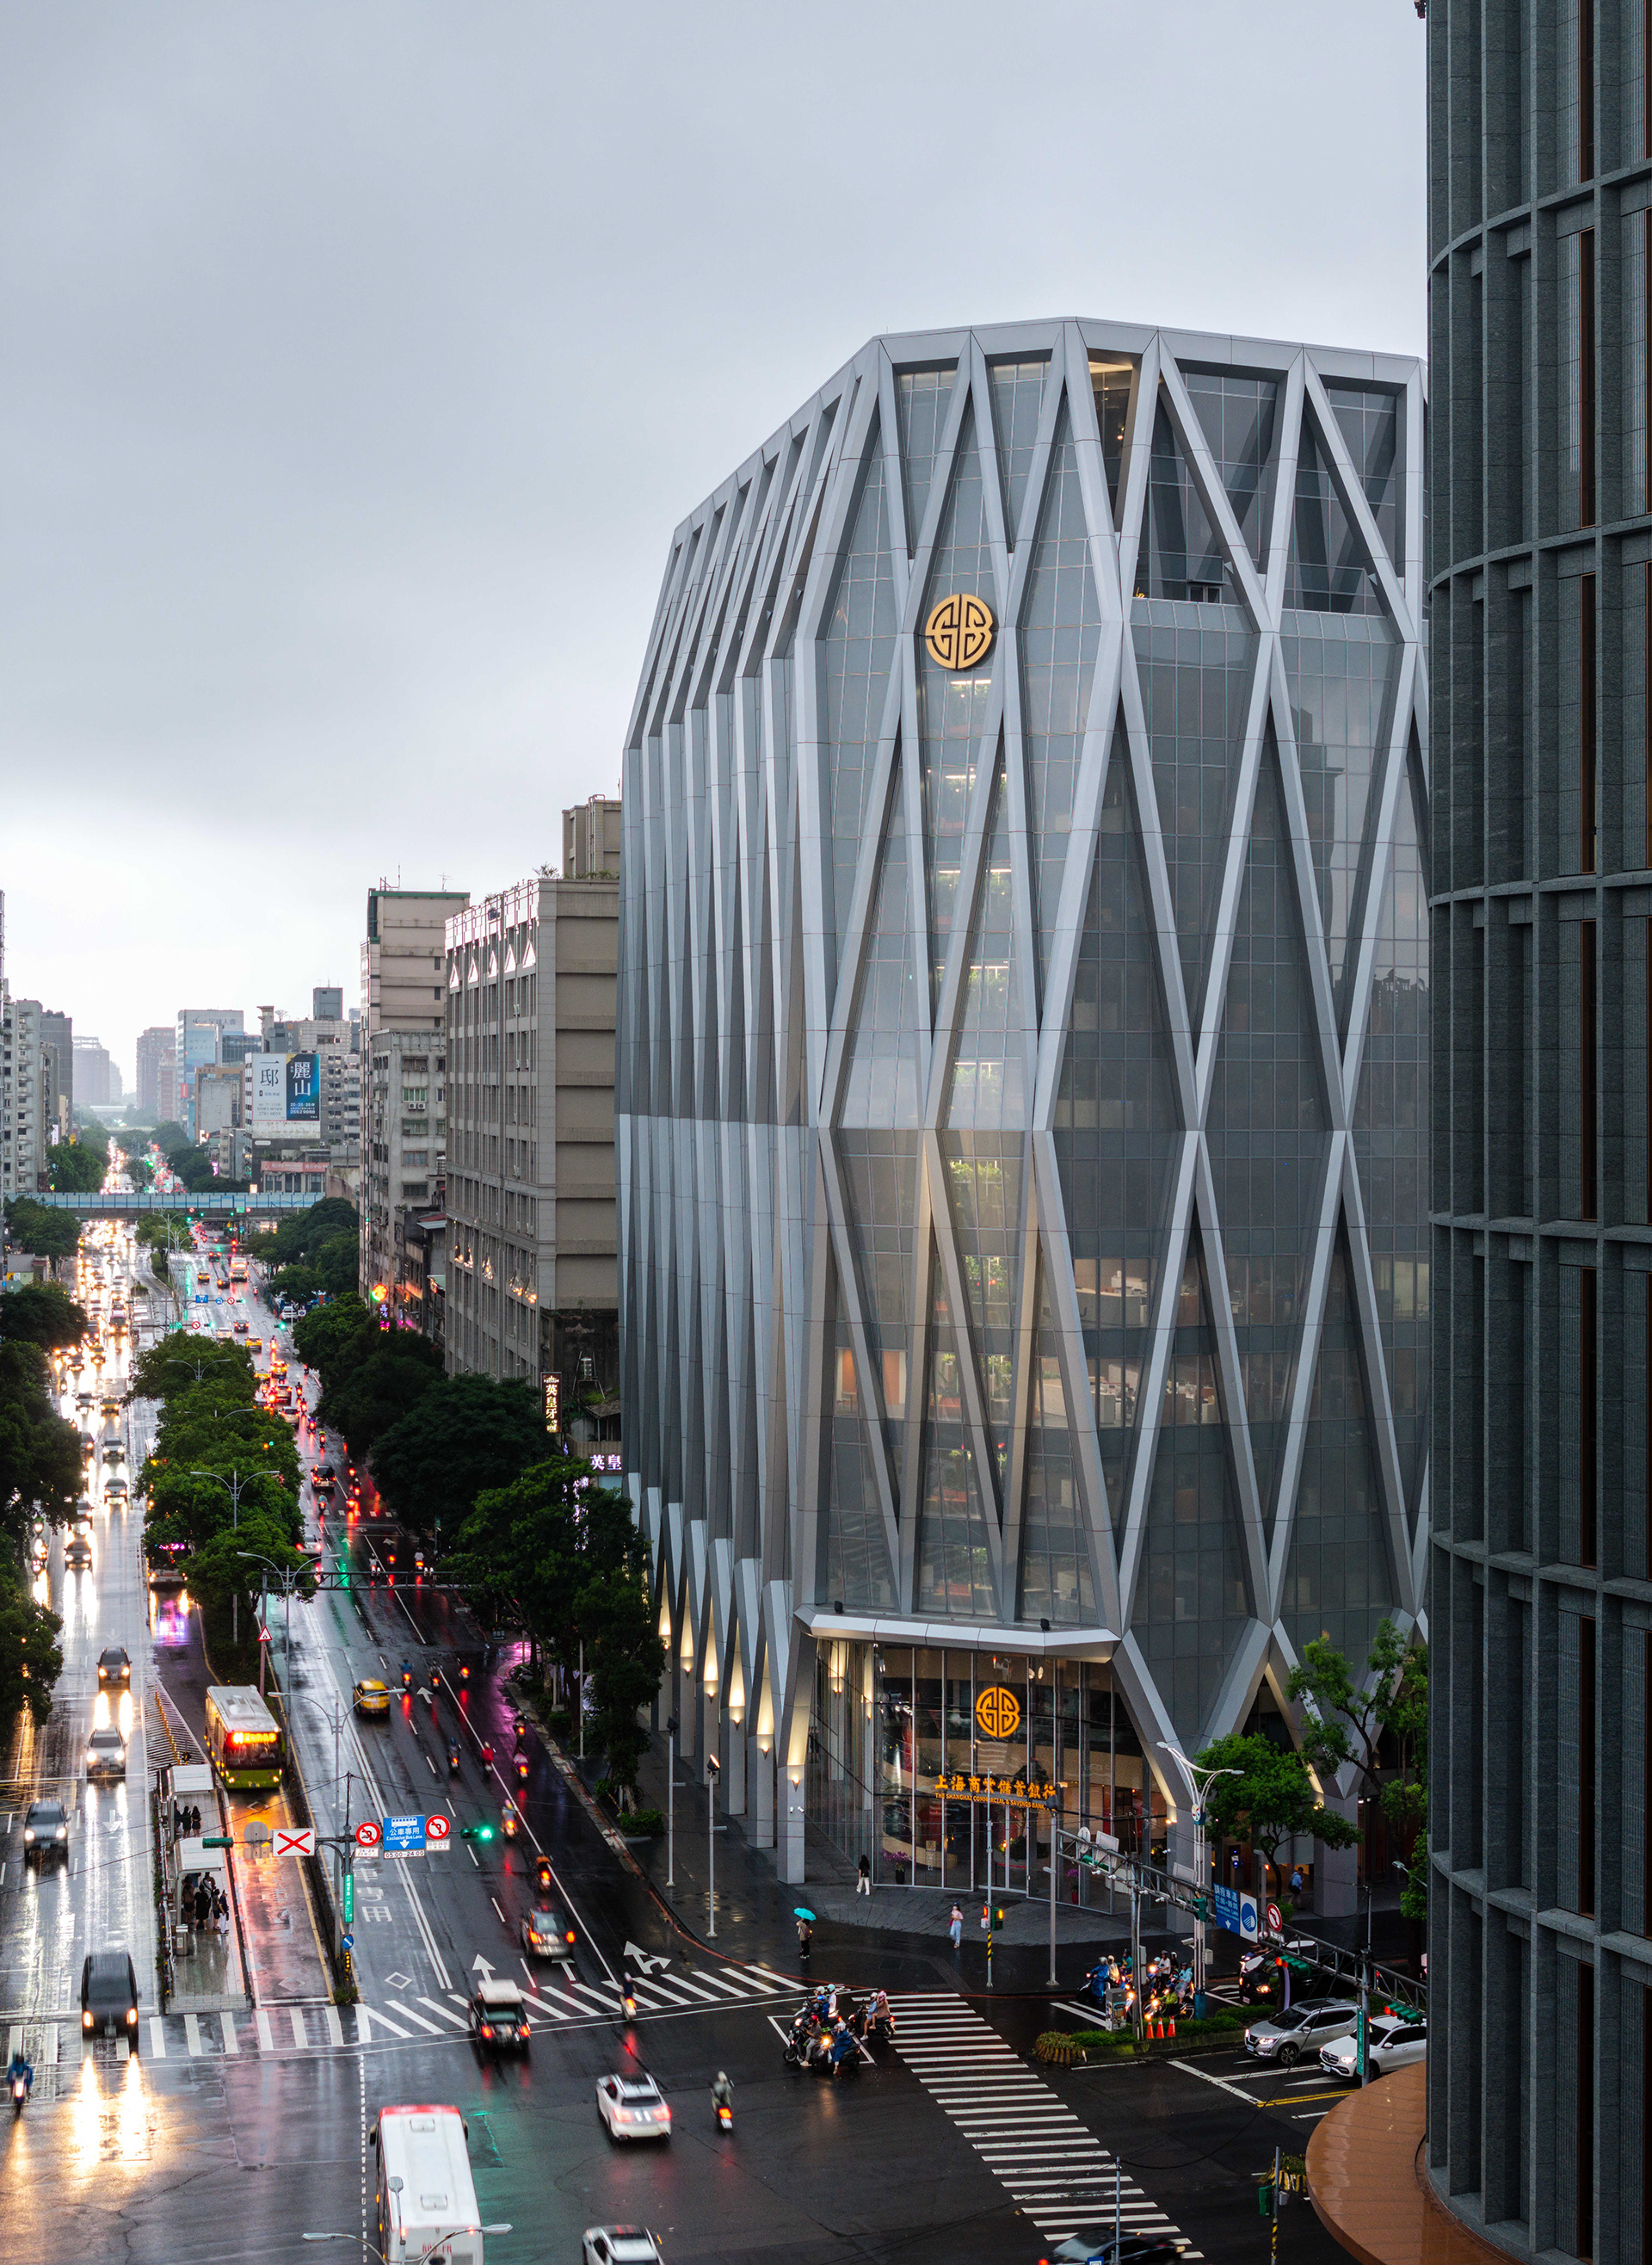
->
[797,1916,813,1960]
[948,1902,963,1951]
[856,1854,871,1898]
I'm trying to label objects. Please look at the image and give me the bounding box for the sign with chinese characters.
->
[1214,1884,1259,1941]
[542,1372,561,1433]
[933,1772,1058,1804]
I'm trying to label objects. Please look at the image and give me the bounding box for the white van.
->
[372,2104,503,2265]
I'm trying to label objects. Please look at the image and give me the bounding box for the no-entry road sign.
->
[425,1813,452,1850]
[354,1820,382,1850]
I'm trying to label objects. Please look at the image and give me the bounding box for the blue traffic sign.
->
[381,1814,426,1858]
[340,1932,354,1953]
[1213,1885,1260,1941]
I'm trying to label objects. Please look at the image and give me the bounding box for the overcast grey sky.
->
[0,3,1427,1088]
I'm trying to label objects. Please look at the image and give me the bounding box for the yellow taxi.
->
[247,1339,263,1355]
[352,1678,391,1719]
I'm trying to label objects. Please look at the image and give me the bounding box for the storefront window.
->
[913,1648,946,1884]
[878,1647,914,1883]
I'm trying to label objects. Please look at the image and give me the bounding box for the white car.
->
[595,2073,671,2142]
[1319,2014,1427,2080]
[86,1726,127,1781]
[583,2233,663,2265]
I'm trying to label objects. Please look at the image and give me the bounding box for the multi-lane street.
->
[0,1195,1355,2265]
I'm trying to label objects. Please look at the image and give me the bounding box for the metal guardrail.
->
[1083,1842,1426,2015]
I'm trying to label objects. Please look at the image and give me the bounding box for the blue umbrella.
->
[793,1906,817,1922]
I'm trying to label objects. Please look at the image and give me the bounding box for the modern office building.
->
[194,1062,243,1139]
[361,886,467,1299]
[444,854,620,1419]
[175,1009,243,1136]
[312,984,344,1021]
[1426,11,1652,2263]
[135,1025,172,1119]
[619,317,1428,1886]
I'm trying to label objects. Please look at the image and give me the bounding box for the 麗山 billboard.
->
[250,1052,320,1136]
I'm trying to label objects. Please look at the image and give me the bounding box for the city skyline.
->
[1,3,1425,1080]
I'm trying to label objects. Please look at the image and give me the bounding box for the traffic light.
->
[460,1823,495,1843]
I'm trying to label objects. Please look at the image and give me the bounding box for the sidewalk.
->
[151,1588,329,2007]
[596,1725,1143,1995]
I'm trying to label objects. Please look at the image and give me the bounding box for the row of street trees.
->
[0,1282,85,1726]
[291,1295,662,1798]
[132,1334,311,1670]
[245,1196,358,1303]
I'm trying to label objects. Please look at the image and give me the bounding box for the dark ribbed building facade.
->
[1430,5,1652,2259]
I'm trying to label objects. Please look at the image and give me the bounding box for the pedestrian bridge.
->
[29,1192,317,1217]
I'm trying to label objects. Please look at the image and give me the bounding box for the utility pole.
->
[1046,1798,1061,1987]
[1160,1743,1240,2021]
[665,1713,679,1891]
[706,1752,720,1937]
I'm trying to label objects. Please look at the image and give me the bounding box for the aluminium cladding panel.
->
[1427,3,1652,2261]
[620,314,1427,1776]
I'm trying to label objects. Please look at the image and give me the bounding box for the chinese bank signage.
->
[250,1052,321,1138]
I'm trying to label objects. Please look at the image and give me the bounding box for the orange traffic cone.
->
[1168,2019,1176,2038]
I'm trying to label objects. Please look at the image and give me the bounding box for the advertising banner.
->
[250,1052,322,1138]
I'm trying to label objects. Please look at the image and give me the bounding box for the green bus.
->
[204,1685,285,1789]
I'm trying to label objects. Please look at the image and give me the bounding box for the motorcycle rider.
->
[6,2048,32,2102]
[711,2070,734,2121]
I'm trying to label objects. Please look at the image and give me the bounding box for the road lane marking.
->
[325,2006,344,2046]
[416,1997,469,2030]
[1168,2056,1257,2101]
[219,2011,238,2054]
[289,2009,307,2049]
[256,2011,274,2052]
[385,2000,445,2035]
[184,2014,203,2057]
[147,2018,165,2057]
[519,1990,571,2021]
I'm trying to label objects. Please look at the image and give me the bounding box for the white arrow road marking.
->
[623,1941,668,1975]
[471,1954,496,1981]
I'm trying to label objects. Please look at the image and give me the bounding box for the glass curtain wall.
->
[805,1643,1168,1898]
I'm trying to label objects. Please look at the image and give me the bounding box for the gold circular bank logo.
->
[925,591,996,671]
[975,1684,1020,1741]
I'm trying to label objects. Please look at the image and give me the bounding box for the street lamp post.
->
[706,1752,720,1938]
[237,1551,303,1689]
[664,1713,679,1891]
[1160,1743,1241,2019]
[188,1467,254,1642]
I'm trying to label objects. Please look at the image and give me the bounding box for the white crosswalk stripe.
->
[96,1960,790,2064]
[889,1993,1201,2250]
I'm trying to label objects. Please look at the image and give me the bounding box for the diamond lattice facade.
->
[620,319,1428,1885]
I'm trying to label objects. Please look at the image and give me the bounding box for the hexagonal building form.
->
[619,318,1428,1890]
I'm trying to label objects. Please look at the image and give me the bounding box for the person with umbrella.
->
[795,1906,814,1960]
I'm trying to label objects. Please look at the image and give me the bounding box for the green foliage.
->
[134,1214,188,1256]
[182,1511,311,1670]
[321,1339,443,1459]
[257,1197,358,1272]
[1400,1833,1429,1924]
[370,1373,547,1533]
[0,1342,81,1523]
[1192,1732,1359,1867]
[46,1137,107,1194]
[1285,1619,1428,1839]
[163,1143,246,1195]
[153,1122,188,1150]
[4,1199,82,1262]
[0,1283,89,1349]
[449,1459,663,1798]
[292,1293,375,1380]
[129,1334,255,1405]
[0,1564,62,1727]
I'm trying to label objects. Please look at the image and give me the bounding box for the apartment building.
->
[360,887,467,1305]
[444,852,619,1441]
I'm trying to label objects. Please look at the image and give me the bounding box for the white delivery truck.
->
[371,2104,509,2265]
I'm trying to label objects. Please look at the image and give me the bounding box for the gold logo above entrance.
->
[924,591,996,671]
[974,1683,1021,1741]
